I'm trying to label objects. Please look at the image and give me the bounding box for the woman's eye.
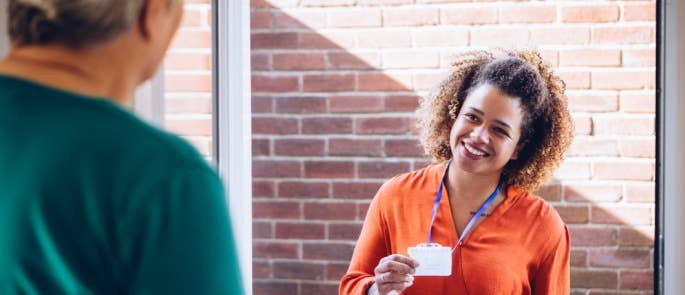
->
[464,114,478,121]
[494,127,510,137]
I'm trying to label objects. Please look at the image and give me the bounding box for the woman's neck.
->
[445,161,502,204]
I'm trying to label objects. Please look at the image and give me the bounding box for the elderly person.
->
[340,49,573,295]
[0,0,243,294]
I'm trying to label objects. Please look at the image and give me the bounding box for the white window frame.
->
[0,0,9,58]
[133,69,165,126]
[214,0,252,293]
[661,0,685,293]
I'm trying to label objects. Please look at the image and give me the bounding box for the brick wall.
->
[169,0,656,294]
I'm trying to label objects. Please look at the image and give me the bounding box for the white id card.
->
[407,244,452,276]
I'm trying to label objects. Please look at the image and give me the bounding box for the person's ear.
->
[137,0,152,41]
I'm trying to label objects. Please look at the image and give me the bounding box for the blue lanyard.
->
[427,160,503,246]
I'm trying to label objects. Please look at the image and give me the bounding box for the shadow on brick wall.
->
[250,1,655,294]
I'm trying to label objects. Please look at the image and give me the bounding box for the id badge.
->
[407,243,452,276]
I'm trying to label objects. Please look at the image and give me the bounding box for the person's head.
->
[7,0,183,82]
[417,49,573,192]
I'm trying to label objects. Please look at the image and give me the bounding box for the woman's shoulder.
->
[508,188,566,235]
[374,162,444,203]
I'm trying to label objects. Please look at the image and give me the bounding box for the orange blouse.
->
[340,162,569,295]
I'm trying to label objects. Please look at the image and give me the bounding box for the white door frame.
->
[661,0,685,293]
[214,0,252,293]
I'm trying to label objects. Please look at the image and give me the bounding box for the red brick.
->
[326,262,352,280]
[356,117,410,135]
[357,30,411,48]
[274,139,325,156]
[301,283,340,295]
[624,183,655,203]
[304,202,357,220]
[165,73,211,92]
[329,222,364,240]
[357,202,372,220]
[253,241,299,259]
[273,261,326,280]
[253,221,272,238]
[441,6,497,25]
[592,70,655,90]
[253,138,270,156]
[252,95,273,113]
[359,0,413,5]
[251,32,299,49]
[539,50,558,67]
[251,10,270,29]
[250,0,269,8]
[624,3,656,21]
[382,51,439,69]
[278,181,329,199]
[620,91,656,113]
[303,73,355,92]
[329,139,383,157]
[253,260,271,279]
[619,138,655,158]
[385,139,424,157]
[330,95,384,113]
[471,28,529,47]
[623,48,656,66]
[253,201,301,219]
[357,72,412,91]
[171,30,211,48]
[568,226,617,246]
[592,26,654,44]
[568,137,619,157]
[299,32,356,49]
[383,7,438,26]
[530,27,590,45]
[251,53,271,71]
[253,160,301,178]
[557,70,591,90]
[555,205,589,224]
[571,270,617,289]
[589,249,650,268]
[620,270,653,290]
[251,75,299,92]
[302,117,353,134]
[301,0,356,6]
[181,8,204,27]
[499,5,556,24]
[561,5,619,23]
[571,250,587,267]
[273,53,325,70]
[559,49,621,67]
[254,282,297,295]
[165,53,210,70]
[564,183,622,202]
[358,161,410,178]
[593,160,654,181]
[618,226,654,246]
[272,10,326,29]
[165,118,211,136]
[302,242,355,260]
[413,71,447,91]
[554,161,591,180]
[591,206,652,225]
[327,51,379,70]
[534,183,561,202]
[275,222,326,239]
[384,94,420,112]
[327,8,381,28]
[593,117,654,136]
[421,0,470,2]
[275,97,327,114]
[252,117,298,135]
[304,161,355,178]
[253,180,275,198]
[332,182,383,199]
[566,91,619,112]
[412,29,468,47]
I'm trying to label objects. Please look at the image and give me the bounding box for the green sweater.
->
[0,75,244,294]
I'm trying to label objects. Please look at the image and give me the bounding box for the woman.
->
[340,49,573,295]
[0,0,243,293]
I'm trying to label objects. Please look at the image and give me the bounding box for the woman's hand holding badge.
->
[367,254,419,295]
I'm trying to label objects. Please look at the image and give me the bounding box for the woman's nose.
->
[470,125,490,143]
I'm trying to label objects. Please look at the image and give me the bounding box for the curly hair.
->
[416,49,573,192]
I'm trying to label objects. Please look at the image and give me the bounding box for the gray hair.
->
[8,0,176,48]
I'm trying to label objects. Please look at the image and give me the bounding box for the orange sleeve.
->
[339,189,390,295]
[531,224,570,294]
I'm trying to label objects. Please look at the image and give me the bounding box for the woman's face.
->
[449,83,524,177]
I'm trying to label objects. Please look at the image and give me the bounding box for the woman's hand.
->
[367,254,419,295]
